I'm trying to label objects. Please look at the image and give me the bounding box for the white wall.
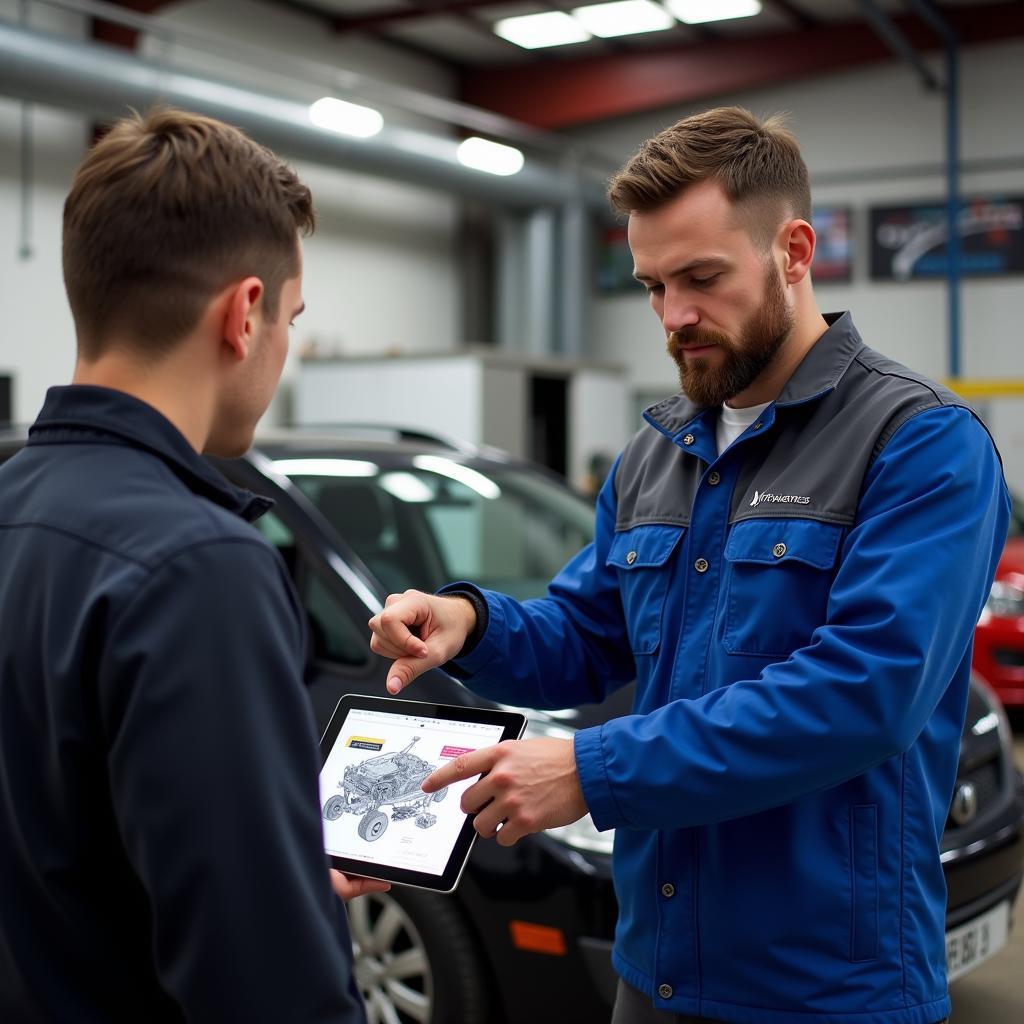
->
[0,1,89,422]
[0,0,461,426]
[573,39,1024,488]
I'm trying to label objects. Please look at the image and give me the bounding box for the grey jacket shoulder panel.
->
[613,422,700,530]
[613,331,987,533]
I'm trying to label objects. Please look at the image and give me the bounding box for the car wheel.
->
[323,795,346,820]
[348,889,492,1024]
[358,810,389,842]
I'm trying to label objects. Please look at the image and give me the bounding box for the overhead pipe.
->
[0,18,607,211]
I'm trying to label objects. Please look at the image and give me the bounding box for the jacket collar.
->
[27,385,272,522]
[644,311,864,438]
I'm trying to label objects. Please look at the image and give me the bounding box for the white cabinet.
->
[295,350,630,492]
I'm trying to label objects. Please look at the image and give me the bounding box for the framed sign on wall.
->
[870,197,1024,280]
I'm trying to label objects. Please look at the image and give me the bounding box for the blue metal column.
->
[944,38,961,378]
[906,0,961,378]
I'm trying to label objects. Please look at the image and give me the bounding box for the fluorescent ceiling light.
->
[413,456,501,499]
[272,458,379,478]
[309,97,383,139]
[573,0,674,38]
[666,0,761,24]
[378,472,435,503]
[457,137,525,177]
[494,11,592,49]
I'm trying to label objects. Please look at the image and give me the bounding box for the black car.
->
[2,426,1022,1024]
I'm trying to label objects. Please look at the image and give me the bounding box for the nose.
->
[661,291,700,334]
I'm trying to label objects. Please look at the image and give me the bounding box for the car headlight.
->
[984,581,1024,619]
[970,674,1014,755]
[523,718,615,856]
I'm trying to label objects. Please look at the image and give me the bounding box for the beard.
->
[666,261,794,407]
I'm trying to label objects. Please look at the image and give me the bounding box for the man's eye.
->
[644,283,664,295]
[692,274,720,288]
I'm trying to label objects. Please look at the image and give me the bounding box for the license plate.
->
[946,900,1011,982]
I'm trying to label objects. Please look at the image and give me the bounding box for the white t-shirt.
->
[717,400,771,456]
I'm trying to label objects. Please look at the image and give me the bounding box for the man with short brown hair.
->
[369,107,1007,1024]
[0,108,376,1022]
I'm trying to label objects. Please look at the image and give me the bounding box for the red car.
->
[974,497,1024,707]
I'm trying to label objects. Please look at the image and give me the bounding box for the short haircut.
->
[63,107,315,360]
[606,106,811,248]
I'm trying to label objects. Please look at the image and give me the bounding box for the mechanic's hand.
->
[330,870,391,902]
[368,591,477,694]
[422,738,588,847]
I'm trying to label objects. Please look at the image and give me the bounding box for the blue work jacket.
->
[450,314,1009,1024]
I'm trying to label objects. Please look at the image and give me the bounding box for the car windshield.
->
[285,458,596,601]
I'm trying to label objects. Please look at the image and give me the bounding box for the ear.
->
[779,220,816,285]
[222,277,265,361]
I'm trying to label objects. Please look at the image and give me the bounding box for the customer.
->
[368,107,1008,1024]
[0,108,380,1022]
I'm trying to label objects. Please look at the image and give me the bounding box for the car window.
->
[1009,494,1023,538]
[288,459,595,601]
[251,509,368,667]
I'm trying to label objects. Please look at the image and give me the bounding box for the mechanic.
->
[0,108,383,1022]
[368,107,1009,1024]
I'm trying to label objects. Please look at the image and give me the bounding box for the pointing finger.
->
[422,747,499,792]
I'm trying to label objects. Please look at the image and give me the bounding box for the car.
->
[1,425,1021,1024]
[322,736,449,842]
[973,495,1024,708]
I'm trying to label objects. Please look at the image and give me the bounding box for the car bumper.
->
[458,834,617,1022]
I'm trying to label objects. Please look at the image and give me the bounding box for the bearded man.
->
[368,107,1009,1024]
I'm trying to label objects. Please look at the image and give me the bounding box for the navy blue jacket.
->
[0,386,364,1023]
[450,316,1009,1024]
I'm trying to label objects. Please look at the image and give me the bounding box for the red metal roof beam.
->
[459,1,1024,128]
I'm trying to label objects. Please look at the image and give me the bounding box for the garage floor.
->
[947,717,1024,1023]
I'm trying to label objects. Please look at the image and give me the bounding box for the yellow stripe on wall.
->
[944,379,1024,399]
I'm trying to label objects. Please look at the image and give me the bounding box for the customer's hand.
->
[422,737,589,847]
[330,870,391,902]
[368,591,477,694]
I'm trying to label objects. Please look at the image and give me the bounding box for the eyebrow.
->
[633,257,731,283]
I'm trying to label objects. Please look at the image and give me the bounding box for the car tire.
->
[348,888,494,1024]
[358,810,388,842]
[323,795,346,820]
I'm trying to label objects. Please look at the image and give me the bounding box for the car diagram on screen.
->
[322,737,449,842]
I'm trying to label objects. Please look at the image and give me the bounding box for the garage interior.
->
[0,0,1022,1022]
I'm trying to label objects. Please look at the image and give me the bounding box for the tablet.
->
[318,694,527,893]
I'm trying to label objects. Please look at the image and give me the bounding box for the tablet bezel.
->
[319,693,527,893]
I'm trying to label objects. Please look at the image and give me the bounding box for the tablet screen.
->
[318,695,526,891]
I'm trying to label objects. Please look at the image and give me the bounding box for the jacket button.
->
[694,558,709,573]
[661,882,675,898]
[707,471,720,485]
[659,984,673,999]
[754,421,763,430]
[626,550,637,565]
[772,542,787,558]
[682,433,695,445]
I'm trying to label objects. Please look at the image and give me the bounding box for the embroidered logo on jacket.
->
[749,490,811,507]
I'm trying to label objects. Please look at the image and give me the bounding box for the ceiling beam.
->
[335,0,504,33]
[90,0,171,48]
[459,1,1024,127]
[763,0,818,30]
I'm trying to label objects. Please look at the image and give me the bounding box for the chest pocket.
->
[723,518,843,658]
[606,525,685,655]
